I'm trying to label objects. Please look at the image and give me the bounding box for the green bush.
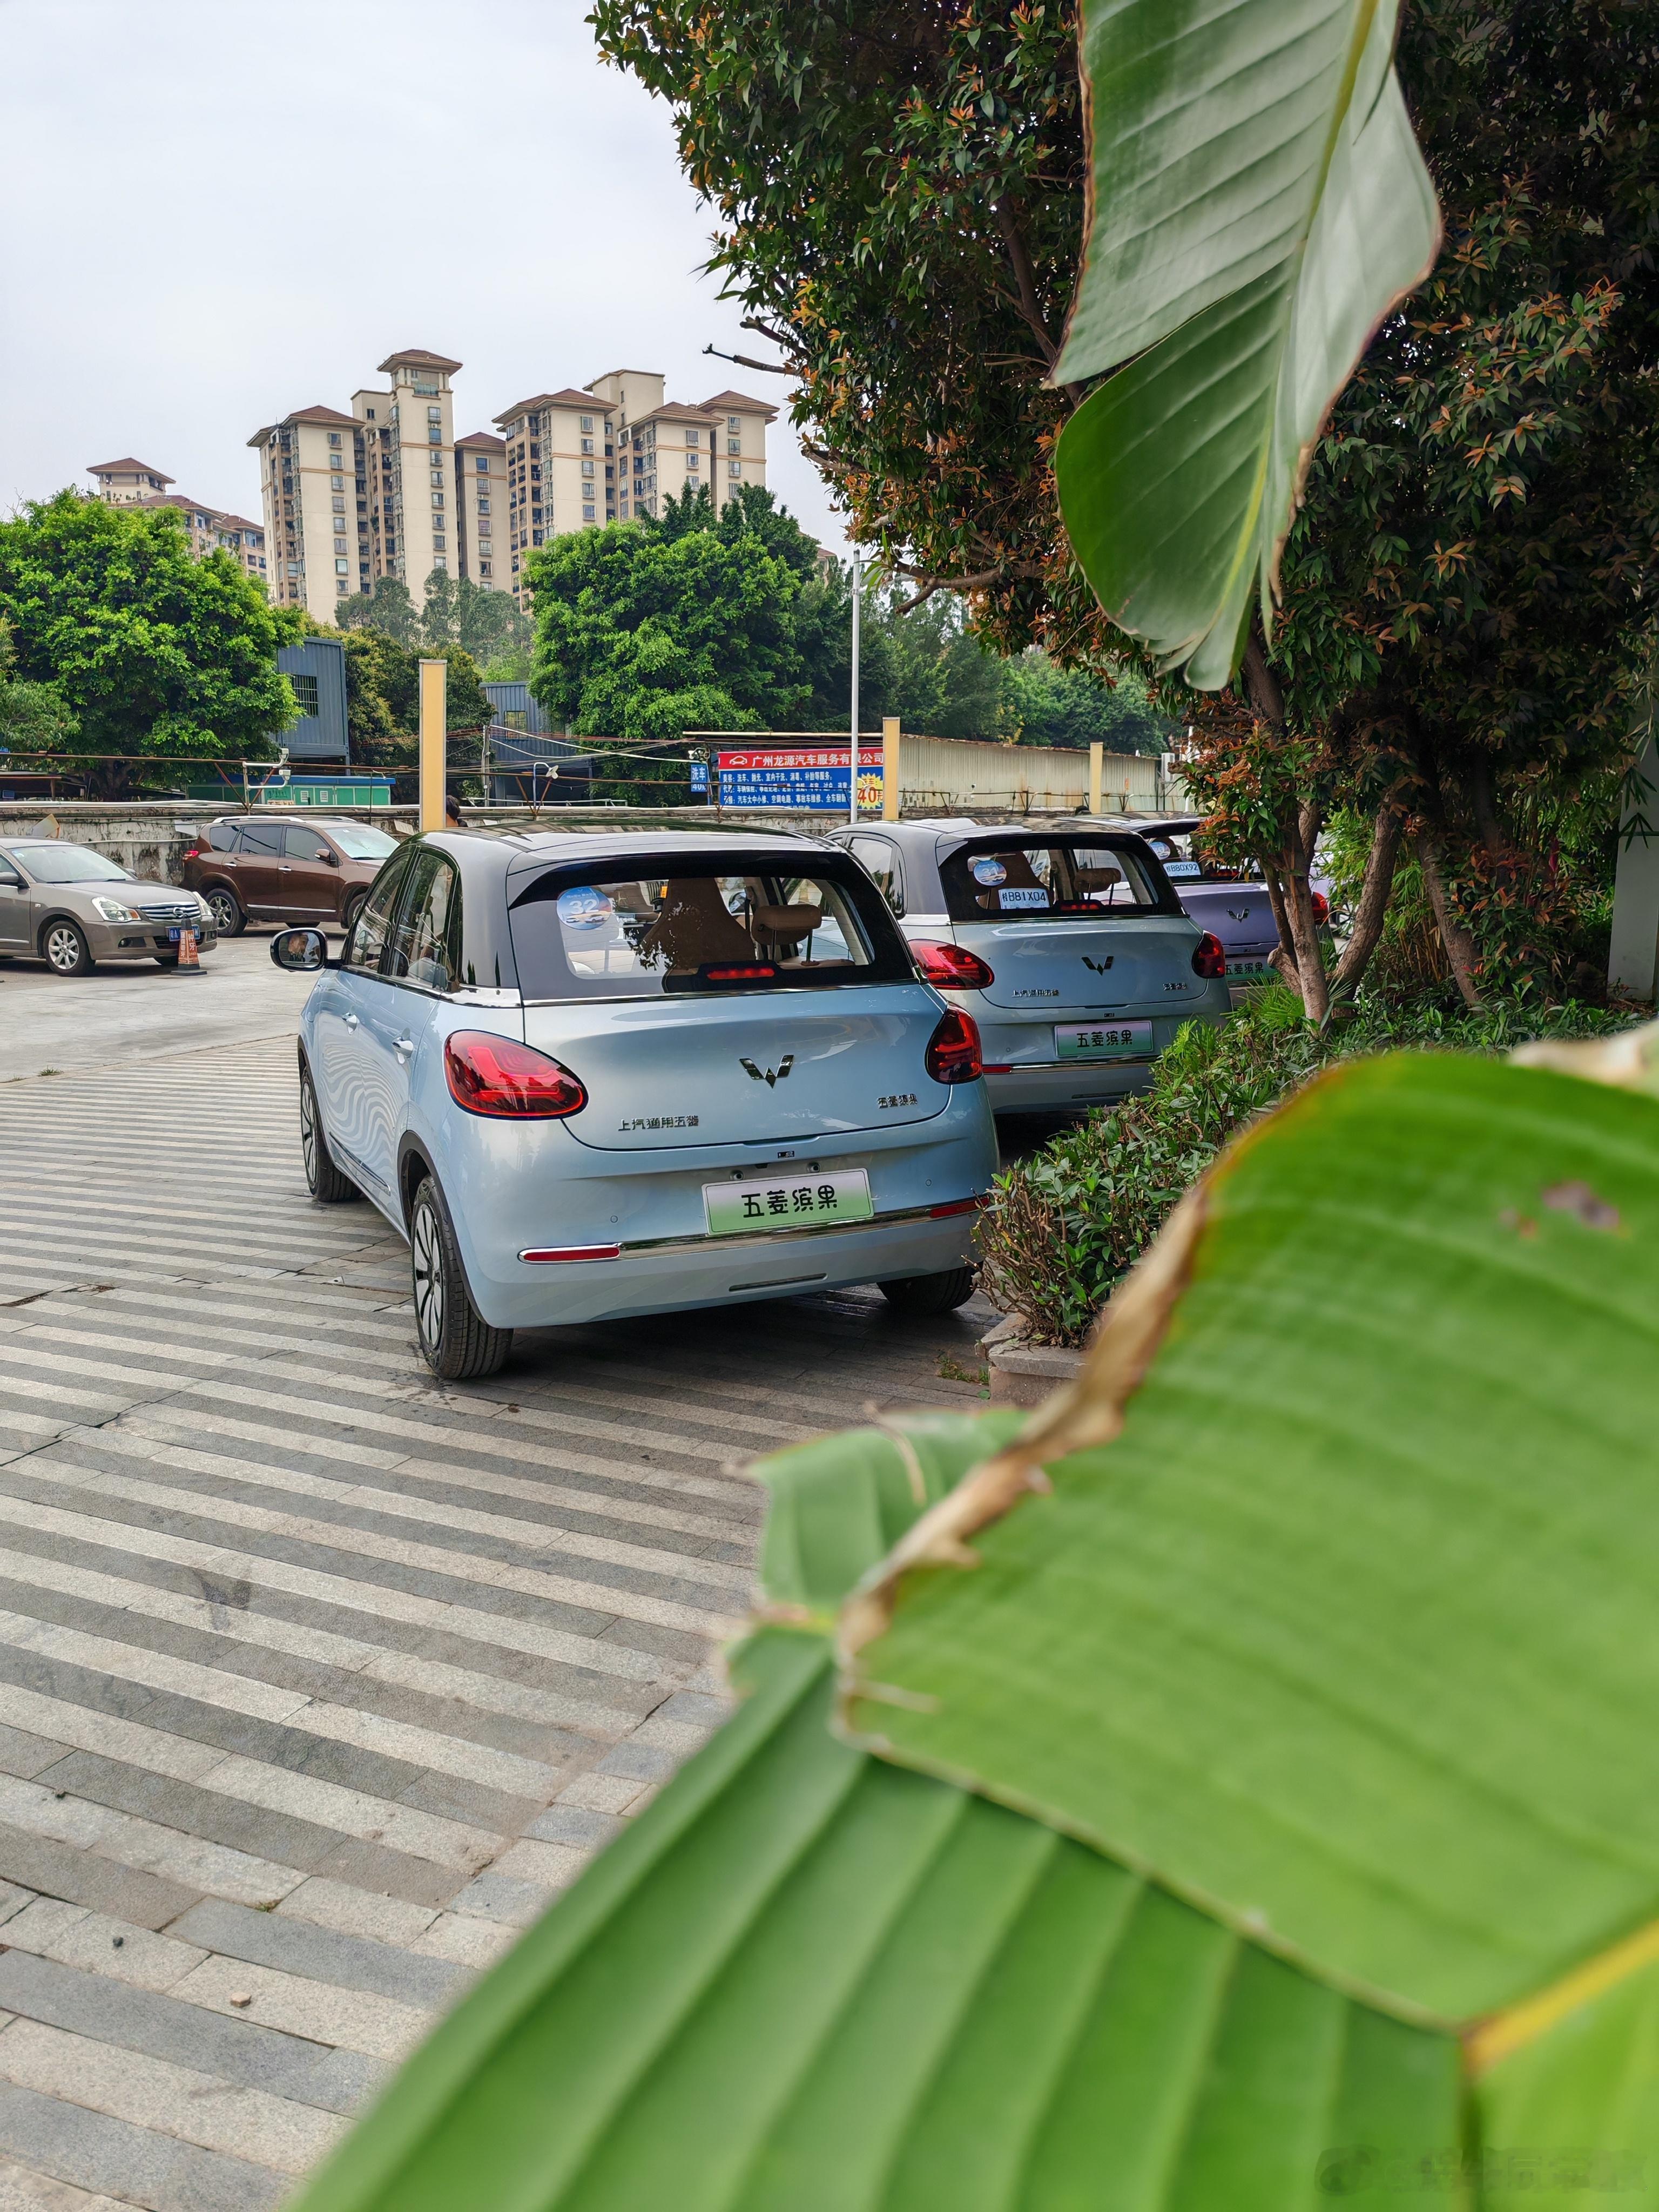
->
[978,987,1631,1344]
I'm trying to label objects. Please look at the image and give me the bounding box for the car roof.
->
[210,814,386,831]
[843,818,1161,850]
[487,826,832,873]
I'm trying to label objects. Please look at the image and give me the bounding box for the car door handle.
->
[342,1012,359,1029]
[394,1037,415,1056]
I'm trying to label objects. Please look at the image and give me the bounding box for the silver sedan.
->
[0,840,217,976]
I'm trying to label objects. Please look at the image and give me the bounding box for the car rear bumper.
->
[969,987,1230,1111]
[474,1205,983,1328]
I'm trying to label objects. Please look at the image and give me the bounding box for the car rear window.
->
[508,855,913,1000]
[940,839,1177,922]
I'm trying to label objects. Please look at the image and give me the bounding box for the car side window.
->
[284,826,332,863]
[0,860,23,889]
[385,851,460,992]
[343,849,414,974]
[237,820,285,856]
[205,822,239,852]
[848,835,904,917]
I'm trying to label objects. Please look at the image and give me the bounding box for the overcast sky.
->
[0,0,844,547]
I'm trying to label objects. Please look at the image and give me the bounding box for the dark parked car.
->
[182,817,400,938]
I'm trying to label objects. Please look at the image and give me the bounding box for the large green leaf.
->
[1051,0,1440,685]
[752,1409,1026,1624]
[293,1631,1459,2212]
[841,1053,1659,2026]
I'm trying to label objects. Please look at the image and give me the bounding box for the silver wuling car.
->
[273,828,997,1380]
[831,820,1230,1112]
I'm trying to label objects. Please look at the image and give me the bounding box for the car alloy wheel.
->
[412,1190,446,1355]
[206,888,243,936]
[299,1064,356,1204]
[408,1175,512,1381]
[43,921,91,976]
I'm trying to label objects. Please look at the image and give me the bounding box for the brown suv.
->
[182,816,400,936]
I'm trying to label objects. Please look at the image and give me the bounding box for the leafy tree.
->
[323,628,490,771]
[592,0,1087,657]
[0,491,298,791]
[416,571,532,663]
[1005,652,1175,754]
[0,612,77,750]
[1168,0,1659,1010]
[524,513,808,745]
[334,576,420,648]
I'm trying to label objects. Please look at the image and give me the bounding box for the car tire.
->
[409,1174,512,1382]
[205,886,245,937]
[300,1062,359,1205]
[342,892,366,937]
[879,1266,977,1318]
[41,920,93,977]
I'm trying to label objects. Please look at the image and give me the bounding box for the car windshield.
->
[11,844,131,885]
[328,824,397,860]
[508,856,911,1000]
[940,839,1176,922]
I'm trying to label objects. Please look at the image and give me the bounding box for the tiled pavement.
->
[0,1038,993,2209]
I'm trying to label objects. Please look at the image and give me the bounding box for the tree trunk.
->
[1417,830,1482,1009]
[1329,806,1405,1002]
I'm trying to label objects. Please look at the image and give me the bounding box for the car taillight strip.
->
[519,1244,623,1263]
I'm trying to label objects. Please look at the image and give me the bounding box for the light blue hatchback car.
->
[272,828,998,1379]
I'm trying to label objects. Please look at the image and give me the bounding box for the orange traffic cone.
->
[175,926,203,975]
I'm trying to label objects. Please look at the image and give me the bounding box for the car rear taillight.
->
[1311,891,1330,926]
[925,1009,983,1084]
[181,847,201,861]
[911,940,995,989]
[443,1031,587,1118]
[1191,932,1227,979]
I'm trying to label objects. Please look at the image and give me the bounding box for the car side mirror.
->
[271,927,334,972]
[321,848,339,865]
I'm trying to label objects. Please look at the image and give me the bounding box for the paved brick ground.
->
[0,1039,993,2208]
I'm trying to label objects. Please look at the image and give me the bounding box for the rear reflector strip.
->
[981,1064,1013,1074]
[519,1244,622,1264]
[929,1196,990,1220]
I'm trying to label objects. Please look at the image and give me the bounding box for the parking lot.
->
[0,949,995,2208]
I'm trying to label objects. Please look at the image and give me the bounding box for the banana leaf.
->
[1051,0,1440,685]
[841,1053,1659,2027]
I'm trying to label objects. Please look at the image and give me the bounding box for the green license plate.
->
[1055,1020,1154,1060]
[704,1168,873,1236]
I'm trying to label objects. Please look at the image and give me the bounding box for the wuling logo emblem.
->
[1082,954,1115,973]
[740,1055,794,1088]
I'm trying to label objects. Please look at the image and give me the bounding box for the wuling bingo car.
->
[272,829,998,1380]
[831,820,1229,1112]
[0,839,215,976]
[1125,815,1329,993]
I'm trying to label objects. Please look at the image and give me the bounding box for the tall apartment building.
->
[246,349,775,618]
[249,349,460,625]
[86,460,267,586]
[491,370,778,607]
[349,349,461,603]
[87,458,174,503]
[247,404,361,623]
[454,432,505,586]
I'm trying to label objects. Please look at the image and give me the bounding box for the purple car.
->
[1106,817,1329,995]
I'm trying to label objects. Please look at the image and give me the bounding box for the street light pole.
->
[848,550,862,827]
